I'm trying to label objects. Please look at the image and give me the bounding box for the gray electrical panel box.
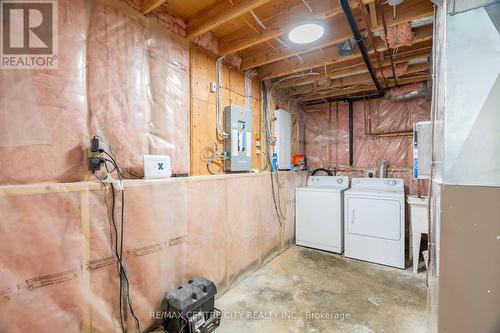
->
[224,104,252,172]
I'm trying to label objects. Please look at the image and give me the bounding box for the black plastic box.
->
[163,277,219,333]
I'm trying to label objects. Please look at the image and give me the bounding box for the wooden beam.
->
[259,24,433,80]
[185,0,272,39]
[218,0,374,56]
[141,0,167,15]
[241,0,433,70]
[368,2,378,28]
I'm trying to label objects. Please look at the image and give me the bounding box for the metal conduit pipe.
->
[215,56,229,139]
[349,101,354,167]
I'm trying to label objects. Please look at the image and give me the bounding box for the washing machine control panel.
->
[307,176,349,188]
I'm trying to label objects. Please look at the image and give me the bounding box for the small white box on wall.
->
[143,155,172,179]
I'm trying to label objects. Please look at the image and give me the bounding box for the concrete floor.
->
[216,246,427,333]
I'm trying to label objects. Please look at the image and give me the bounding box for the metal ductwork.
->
[390,89,427,101]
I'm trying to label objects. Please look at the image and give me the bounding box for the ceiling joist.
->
[299,75,430,103]
[185,0,272,39]
[290,62,429,97]
[240,0,433,70]
[218,0,375,56]
[261,24,433,80]
[141,0,167,14]
[276,45,431,89]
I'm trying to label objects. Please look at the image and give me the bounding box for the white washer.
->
[344,178,405,268]
[295,176,349,253]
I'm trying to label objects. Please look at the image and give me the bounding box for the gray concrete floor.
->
[216,246,427,333]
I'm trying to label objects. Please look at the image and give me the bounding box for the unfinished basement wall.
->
[299,97,431,195]
[0,0,306,332]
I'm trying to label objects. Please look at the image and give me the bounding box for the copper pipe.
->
[374,130,413,137]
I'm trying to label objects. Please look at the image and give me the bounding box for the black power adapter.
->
[88,136,103,172]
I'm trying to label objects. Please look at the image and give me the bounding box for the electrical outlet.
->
[210,82,217,93]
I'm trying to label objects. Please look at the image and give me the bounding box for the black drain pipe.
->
[349,101,354,166]
[339,0,384,96]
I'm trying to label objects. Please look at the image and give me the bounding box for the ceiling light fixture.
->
[288,22,324,44]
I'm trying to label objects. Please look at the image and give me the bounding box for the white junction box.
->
[143,155,172,179]
[274,109,291,170]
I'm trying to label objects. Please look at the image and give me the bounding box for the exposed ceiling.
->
[140,0,434,104]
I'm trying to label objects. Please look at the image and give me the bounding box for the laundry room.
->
[0,0,499,333]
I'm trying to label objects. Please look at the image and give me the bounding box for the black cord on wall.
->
[95,138,141,333]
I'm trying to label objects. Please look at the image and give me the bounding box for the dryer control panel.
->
[350,178,404,192]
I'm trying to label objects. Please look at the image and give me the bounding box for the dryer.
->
[344,178,405,268]
[295,176,349,253]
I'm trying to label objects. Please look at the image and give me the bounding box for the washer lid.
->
[306,176,349,189]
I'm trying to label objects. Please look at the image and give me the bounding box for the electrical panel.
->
[413,121,432,179]
[224,104,252,172]
[274,109,292,170]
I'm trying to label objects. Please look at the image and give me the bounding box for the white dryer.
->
[296,176,349,253]
[344,178,405,268]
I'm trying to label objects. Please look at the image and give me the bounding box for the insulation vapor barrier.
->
[0,0,308,332]
[0,0,189,184]
[0,173,306,332]
[299,97,430,194]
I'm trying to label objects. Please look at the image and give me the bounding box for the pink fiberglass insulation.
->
[0,173,306,332]
[224,52,243,69]
[193,31,220,55]
[381,63,409,78]
[88,2,150,176]
[121,0,140,11]
[0,193,84,333]
[153,8,187,38]
[0,0,190,184]
[380,23,415,48]
[300,97,430,194]
[146,27,191,174]
[88,2,190,176]
[0,0,89,184]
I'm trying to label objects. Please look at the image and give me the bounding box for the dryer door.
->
[346,197,401,240]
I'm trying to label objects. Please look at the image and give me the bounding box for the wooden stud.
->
[80,190,92,333]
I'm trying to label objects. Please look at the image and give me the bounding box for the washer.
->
[295,176,349,253]
[344,178,405,268]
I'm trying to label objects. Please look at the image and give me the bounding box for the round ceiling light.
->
[288,22,324,44]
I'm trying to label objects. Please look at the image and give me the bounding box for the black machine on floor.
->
[162,277,221,333]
